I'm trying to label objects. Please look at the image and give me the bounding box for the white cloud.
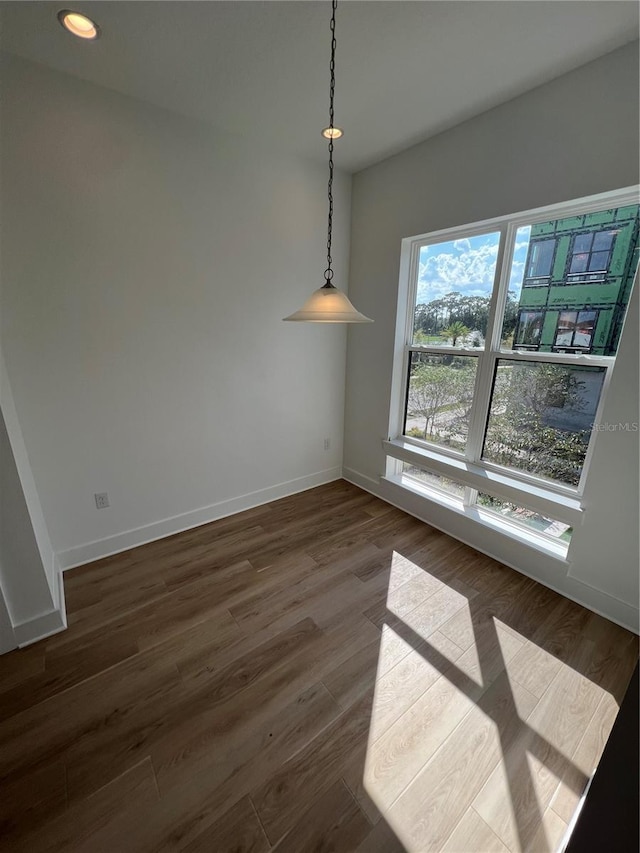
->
[509,260,526,295]
[512,227,532,267]
[417,241,499,304]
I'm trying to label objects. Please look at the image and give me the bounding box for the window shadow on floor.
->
[347,539,637,852]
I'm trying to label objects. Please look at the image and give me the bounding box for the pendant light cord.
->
[323,0,338,288]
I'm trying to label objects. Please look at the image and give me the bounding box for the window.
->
[514,310,544,349]
[525,238,555,279]
[386,189,639,556]
[553,310,598,351]
[568,229,615,276]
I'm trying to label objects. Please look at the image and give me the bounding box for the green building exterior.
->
[513,204,639,356]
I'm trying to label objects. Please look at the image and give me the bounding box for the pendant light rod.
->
[283,0,373,323]
[323,0,338,290]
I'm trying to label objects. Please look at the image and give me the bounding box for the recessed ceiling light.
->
[321,127,343,140]
[57,9,100,40]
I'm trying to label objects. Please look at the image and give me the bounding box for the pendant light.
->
[284,0,373,323]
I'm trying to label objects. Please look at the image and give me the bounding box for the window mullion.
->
[463,486,477,508]
[488,223,518,351]
[465,223,514,464]
[465,351,495,462]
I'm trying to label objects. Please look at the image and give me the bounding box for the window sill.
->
[382,472,570,562]
[383,438,583,527]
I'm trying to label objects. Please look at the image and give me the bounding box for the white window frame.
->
[386,186,639,554]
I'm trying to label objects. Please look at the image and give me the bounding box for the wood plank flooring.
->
[0,480,637,852]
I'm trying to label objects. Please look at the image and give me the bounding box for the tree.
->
[407,359,476,444]
[413,303,430,338]
[407,364,453,440]
[440,321,470,347]
[483,363,589,485]
[414,293,492,341]
[414,290,520,346]
[501,290,518,345]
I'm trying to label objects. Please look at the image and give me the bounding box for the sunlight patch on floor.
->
[359,563,616,853]
[386,551,441,596]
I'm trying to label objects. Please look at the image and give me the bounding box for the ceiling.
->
[1,1,638,172]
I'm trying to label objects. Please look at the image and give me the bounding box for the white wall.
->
[344,42,640,630]
[0,55,351,571]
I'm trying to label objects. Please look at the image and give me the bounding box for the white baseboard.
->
[342,466,381,492]
[1,551,67,653]
[14,606,66,648]
[57,467,343,571]
[343,466,640,634]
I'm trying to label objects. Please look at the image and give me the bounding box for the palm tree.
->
[441,320,470,347]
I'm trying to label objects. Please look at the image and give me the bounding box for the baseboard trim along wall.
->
[342,467,380,493]
[342,467,640,635]
[13,604,66,648]
[57,467,343,571]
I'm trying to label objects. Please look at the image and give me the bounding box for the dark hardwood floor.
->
[0,480,637,852]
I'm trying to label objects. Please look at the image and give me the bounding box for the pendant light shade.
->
[283,0,373,325]
[283,284,373,323]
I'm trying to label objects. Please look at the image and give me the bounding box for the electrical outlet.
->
[323,438,331,451]
[95,492,110,509]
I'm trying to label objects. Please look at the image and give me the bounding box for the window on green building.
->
[526,238,555,278]
[514,310,545,348]
[507,205,637,354]
[568,229,615,275]
[554,310,598,350]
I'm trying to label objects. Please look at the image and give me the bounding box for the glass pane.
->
[527,239,555,277]
[588,251,609,271]
[413,231,501,347]
[573,233,593,254]
[502,204,639,355]
[483,360,606,486]
[514,311,544,347]
[401,463,465,498]
[569,252,589,273]
[404,353,477,452]
[476,493,573,543]
[592,230,614,251]
[574,311,596,348]
[555,311,576,347]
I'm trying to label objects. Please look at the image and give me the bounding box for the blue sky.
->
[416,226,531,305]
